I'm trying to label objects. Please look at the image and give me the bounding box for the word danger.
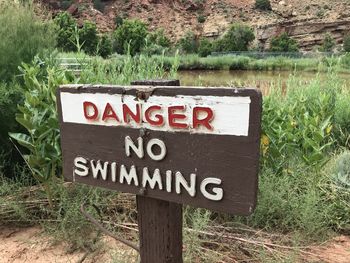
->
[59,92,252,136]
[73,136,224,201]
[83,101,214,130]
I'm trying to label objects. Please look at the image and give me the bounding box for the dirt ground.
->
[0,226,138,263]
[0,225,349,263]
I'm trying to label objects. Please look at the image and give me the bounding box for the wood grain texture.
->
[57,85,262,215]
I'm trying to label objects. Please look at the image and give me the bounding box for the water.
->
[178,70,350,92]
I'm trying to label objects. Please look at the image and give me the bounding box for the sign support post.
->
[131,79,183,263]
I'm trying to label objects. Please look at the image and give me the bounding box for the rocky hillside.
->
[41,0,350,50]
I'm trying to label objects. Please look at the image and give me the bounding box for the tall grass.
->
[0,2,56,82]
[79,53,179,84]
[157,54,350,72]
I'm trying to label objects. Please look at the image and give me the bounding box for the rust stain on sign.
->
[57,85,262,215]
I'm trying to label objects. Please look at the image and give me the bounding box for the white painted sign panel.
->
[60,92,251,136]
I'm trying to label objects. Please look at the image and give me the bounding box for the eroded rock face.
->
[257,19,350,50]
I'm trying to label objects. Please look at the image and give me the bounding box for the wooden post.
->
[131,79,183,263]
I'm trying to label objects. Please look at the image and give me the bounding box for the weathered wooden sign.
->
[57,84,262,215]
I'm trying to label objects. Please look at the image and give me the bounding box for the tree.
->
[54,12,77,52]
[344,34,350,52]
[178,31,198,54]
[113,19,148,55]
[270,32,299,52]
[98,34,113,58]
[79,21,99,55]
[213,23,255,52]
[255,0,272,11]
[198,38,213,57]
[319,33,335,52]
[147,29,171,48]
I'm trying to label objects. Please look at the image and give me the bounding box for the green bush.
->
[344,34,350,52]
[115,15,124,27]
[262,76,335,172]
[213,23,255,52]
[79,21,99,55]
[319,33,335,52]
[198,38,212,57]
[113,19,149,55]
[0,2,56,82]
[178,31,198,54]
[270,32,299,52]
[147,29,171,48]
[54,12,77,52]
[10,57,69,206]
[197,14,206,23]
[255,0,272,11]
[97,34,113,58]
[0,83,24,176]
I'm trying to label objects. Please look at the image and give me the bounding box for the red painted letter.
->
[83,101,98,120]
[145,105,164,126]
[193,107,214,130]
[102,103,120,122]
[123,104,141,124]
[168,106,188,129]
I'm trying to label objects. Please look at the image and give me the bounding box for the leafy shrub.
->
[0,2,56,82]
[10,57,69,206]
[147,29,171,48]
[319,33,335,52]
[228,56,250,70]
[178,31,198,54]
[79,21,99,55]
[213,23,255,52]
[54,12,77,52]
[198,38,212,57]
[197,14,206,23]
[0,83,24,176]
[262,76,335,172]
[97,34,113,58]
[113,19,148,55]
[344,34,350,52]
[255,0,272,11]
[270,32,299,52]
[142,44,167,56]
[115,15,124,27]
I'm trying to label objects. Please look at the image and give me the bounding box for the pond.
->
[178,70,350,93]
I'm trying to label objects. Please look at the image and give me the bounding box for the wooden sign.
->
[57,85,262,215]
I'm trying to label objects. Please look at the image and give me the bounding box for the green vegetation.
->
[79,21,100,55]
[198,38,213,57]
[0,2,56,82]
[178,31,198,54]
[214,23,255,52]
[157,54,350,72]
[270,33,299,52]
[255,0,272,11]
[113,19,148,55]
[344,34,350,52]
[54,12,77,52]
[1,2,350,262]
[320,33,336,52]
